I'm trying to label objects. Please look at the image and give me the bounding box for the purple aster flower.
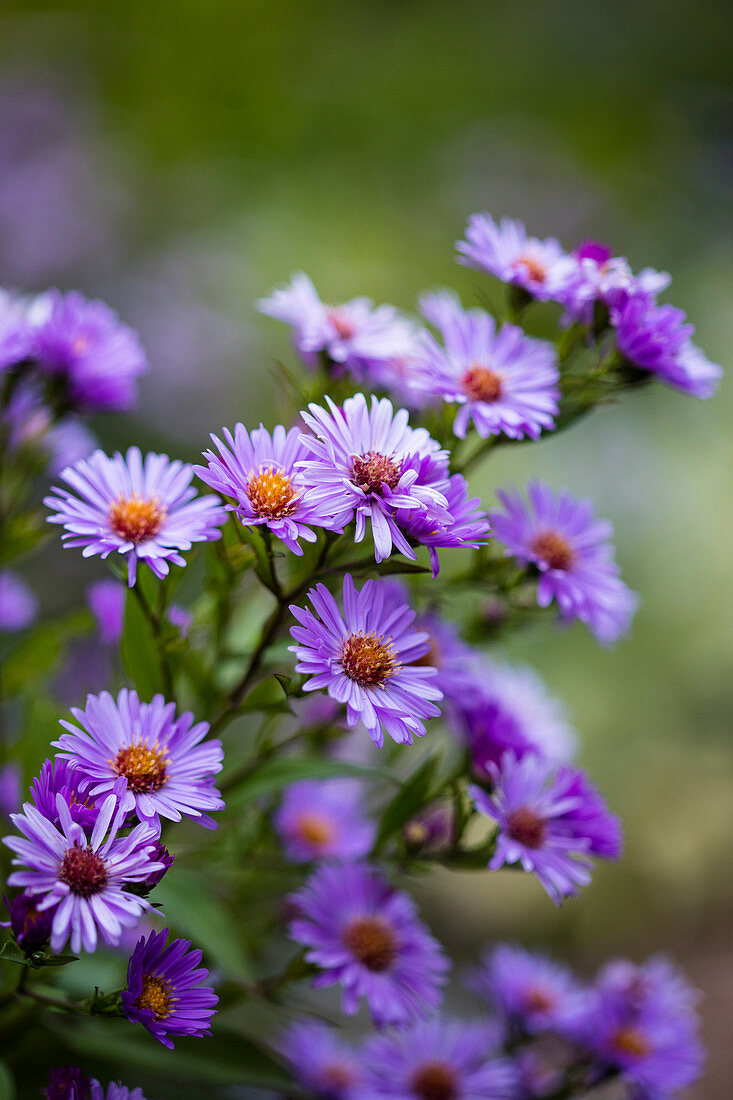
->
[46,1065,92,1100]
[467,944,588,1038]
[281,1020,363,1099]
[45,417,97,475]
[298,393,451,563]
[470,753,622,904]
[452,659,576,778]
[614,296,722,398]
[29,289,148,412]
[140,841,174,890]
[581,956,704,1098]
[561,240,670,324]
[87,579,126,645]
[396,472,491,577]
[44,447,227,586]
[288,862,449,1028]
[195,423,347,555]
[490,481,638,645]
[53,688,224,830]
[0,288,33,370]
[90,1083,148,1100]
[403,801,454,852]
[4,890,54,950]
[0,569,38,632]
[0,763,22,818]
[274,778,375,863]
[358,1017,518,1099]
[30,758,101,830]
[257,272,416,379]
[289,574,442,748]
[1,379,96,475]
[121,928,218,1049]
[166,604,191,635]
[409,612,481,707]
[417,291,559,440]
[456,214,577,303]
[3,789,164,953]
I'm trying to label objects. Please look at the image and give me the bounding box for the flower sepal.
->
[0,937,78,969]
[84,985,125,1016]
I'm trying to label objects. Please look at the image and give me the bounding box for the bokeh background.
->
[1,1,731,1094]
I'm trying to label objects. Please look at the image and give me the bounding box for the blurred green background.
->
[0,1,731,1094]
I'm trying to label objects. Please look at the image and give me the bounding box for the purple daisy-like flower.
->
[0,288,33,370]
[467,944,588,1039]
[409,612,482,708]
[470,753,622,905]
[257,272,416,379]
[29,757,101,831]
[581,956,703,1098]
[274,778,375,863]
[4,890,54,950]
[46,1066,93,1100]
[3,789,164,953]
[281,1020,363,1099]
[614,296,722,398]
[490,481,638,645]
[452,659,576,778]
[87,578,125,645]
[358,1017,518,1100]
[289,574,442,748]
[456,214,577,303]
[53,688,224,830]
[29,289,147,412]
[417,291,559,440]
[298,393,451,563]
[121,928,218,1049]
[397,472,491,578]
[289,862,449,1028]
[44,447,226,586]
[91,1083,148,1100]
[0,569,38,632]
[194,423,348,555]
[561,240,671,325]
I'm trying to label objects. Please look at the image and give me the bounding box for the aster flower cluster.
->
[1,210,715,1097]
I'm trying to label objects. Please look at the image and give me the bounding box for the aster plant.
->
[0,211,718,1098]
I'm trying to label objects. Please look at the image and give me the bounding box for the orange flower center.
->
[340,631,397,688]
[515,254,547,284]
[113,741,168,794]
[326,308,356,340]
[342,915,397,972]
[530,530,576,572]
[611,1025,651,1060]
[247,465,298,519]
[135,973,175,1020]
[321,1064,356,1090]
[410,1062,458,1100]
[295,813,335,848]
[59,844,108,898]
[507,807,546,849]
[351,451,402,495]
[523,985,556,1013]
[462,363,504,403]
[109,494,166,543]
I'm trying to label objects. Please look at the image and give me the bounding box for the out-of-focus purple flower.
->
[140,841,174,890]
[456,214,577,303]
[46,1065,92,1100]
[121,928,218,1049]
[561,240,671,325]
[0,763,21,818]
[90,1082,148,1100]
[0,569,38,632]
[288,862,449,1028]
[87,579,126,645]
[467,944,588,1038]
[357,1017,518,1099]
[470,753,622,904]
[29,290,147,412]
[397,472,491,578]
[45,447,227,586]
[280,1020,363,1099]
[29,758,100,831]
[417,291,559,440]
[45,417,96,476]
[195,423,347,555]
[0,288,33,370]
[290,693,343,730]
[581,956,704,1098]
[4,890,54,950]
[1,378,96,474]
[452,659,576,777]
[614,297,722,398]
[257,272,416,380]
[274,779,375,863]
[403,802,453,851]
[298,394,451,564]
[4,789,164,953]
[289,575,442,748]
[167,604,191,636]
[54,688,224,831]
[490,481,638,645]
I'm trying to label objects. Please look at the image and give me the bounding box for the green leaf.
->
[0,939,28,965]
[236,675,292,715]
[374,755,440,850]
[30,951,79,969]
[1,611,89,696]
[120,586,165,698]
[0,1060,16,1100]
[226,756,395,811]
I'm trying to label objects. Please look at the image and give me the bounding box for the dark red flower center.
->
[610,1025,651,1060]
[321,1064,356,1090]
[462,363,504,403]
[59,844,109,898]
[135,972,175,1020]
[507,807,546,849]
[340,631,397,688]
[515,254,547,284]
[351,451,402,495]
[410,1062,458,1100]
[530,529,576,571]
[247,465,299,519]
[326,308,356,340]
[109,494,166,543]
[114,740,168,794]
[342,915,397,972]
[522,984,556,1013]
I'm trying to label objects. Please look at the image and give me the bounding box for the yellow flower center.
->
[113,741,168,794]
[340,631,397,688]
[247,465,299,519]
[611,1025,651,1060]
[295,813,335,848]
[515,254,547,284]
[135,973,175,1020]
[109,494,166,543]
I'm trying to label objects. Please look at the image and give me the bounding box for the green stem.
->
[17,987,88,1015]
[132,580,174,699]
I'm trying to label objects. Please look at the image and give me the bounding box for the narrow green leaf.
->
[0,1060,16,1100]
[120,587,165,699]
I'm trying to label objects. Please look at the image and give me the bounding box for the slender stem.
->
[132,580,174,699]
[17,987,88,1014]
